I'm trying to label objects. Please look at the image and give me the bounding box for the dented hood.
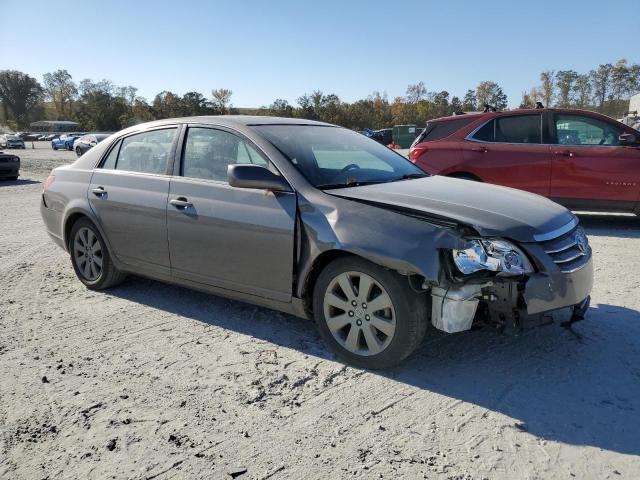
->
[328,176,575,242]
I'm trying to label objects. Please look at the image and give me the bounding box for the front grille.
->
[538,224,591,273]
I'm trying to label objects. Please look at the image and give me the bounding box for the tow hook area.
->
[561,295,591,328]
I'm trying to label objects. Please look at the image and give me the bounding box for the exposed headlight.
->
[452,239,533,276]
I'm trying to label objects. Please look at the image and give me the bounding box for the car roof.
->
[142,115,335,128]
[429,107,616,124]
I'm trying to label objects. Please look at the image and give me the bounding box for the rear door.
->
[88,127,178,275]
[550,113,640,211]
[167,125,296,301]
[461,113,551,195]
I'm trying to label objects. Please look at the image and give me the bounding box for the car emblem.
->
[575,231,588,254]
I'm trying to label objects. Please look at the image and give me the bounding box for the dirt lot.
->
[1,143,639,479]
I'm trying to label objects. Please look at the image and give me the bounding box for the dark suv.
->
[409,108,640,214]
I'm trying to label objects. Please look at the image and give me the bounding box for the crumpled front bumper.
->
[523,256,593,315]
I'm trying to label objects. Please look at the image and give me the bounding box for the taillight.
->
[43,174,55,192]
[409,144,428,162]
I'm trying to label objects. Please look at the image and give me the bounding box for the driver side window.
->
[182,127,269,182]
[555,114,623,146]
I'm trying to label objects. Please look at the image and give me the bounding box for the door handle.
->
[91,187,107,197]
[554,150,575,157]
[471,146,488,153]
[170,197,193,209]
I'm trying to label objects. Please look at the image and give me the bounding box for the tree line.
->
[0,59,638,132]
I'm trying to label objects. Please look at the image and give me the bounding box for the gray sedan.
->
[40,116,593,369]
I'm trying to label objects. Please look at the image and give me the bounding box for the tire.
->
[313,256,429,369]
[68,218,126,290]
[75,147,82,156]
[52,144,57,150]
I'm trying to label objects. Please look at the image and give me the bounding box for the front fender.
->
[295,192,467,298]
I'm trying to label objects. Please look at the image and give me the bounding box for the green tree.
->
[268,99,293,117]
[590,63,613,110]
[555,70,578,107]
[211,88,233,114]
[462,89,477,111]
[43,69,77,119]
[0,70,44,128]
[573,74,591,108]
[539,70,555,107]
[476,81,507,110]
[405,81,427,103]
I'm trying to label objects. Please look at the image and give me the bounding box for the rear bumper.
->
[0,163,20,177]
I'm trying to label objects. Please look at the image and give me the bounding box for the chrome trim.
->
[553,251,587,264]
[534,217,578,242]
[544,238,578,254]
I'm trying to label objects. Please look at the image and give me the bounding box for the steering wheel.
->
[340,163,360,173]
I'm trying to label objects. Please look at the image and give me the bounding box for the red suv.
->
[409,108,640,214]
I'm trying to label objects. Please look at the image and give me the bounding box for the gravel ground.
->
[1,143,639,479]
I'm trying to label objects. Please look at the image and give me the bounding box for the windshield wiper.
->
[385,172,429,183]
[317,179,386,190]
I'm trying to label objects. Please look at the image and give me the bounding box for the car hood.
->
[328,176,575,242]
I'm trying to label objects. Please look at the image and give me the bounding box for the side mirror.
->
[619,133,640,146]
[228,164,291,192]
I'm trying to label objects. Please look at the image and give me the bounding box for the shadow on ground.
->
[577,212,640,238]
[0,178,40,187]
[107,276,640,456]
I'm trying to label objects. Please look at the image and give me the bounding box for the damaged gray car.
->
[40,116,593,369]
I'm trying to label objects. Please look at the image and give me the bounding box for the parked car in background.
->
[0,151,20,179]
[74,134,110,156]
[0,134,26,149]
[369,128,393,146]
[52,133,83,151]
[41,116,592,369]
[409,108,640,214]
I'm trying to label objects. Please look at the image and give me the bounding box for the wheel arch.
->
[299,249,428,319]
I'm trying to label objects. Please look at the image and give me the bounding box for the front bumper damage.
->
[430,256,594,334]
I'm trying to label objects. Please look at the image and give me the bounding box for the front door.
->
[88,127,178,274]
[462,113,551,196]
[167,126,297,301]
[550,113,640,211]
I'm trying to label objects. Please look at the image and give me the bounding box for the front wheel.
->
[313,257,429,369]
[75,147,82,156]
[69,218,126,290]
[52,144,57,150]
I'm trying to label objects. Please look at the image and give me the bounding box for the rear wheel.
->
[69,218,126,290]
[313,257,429,369]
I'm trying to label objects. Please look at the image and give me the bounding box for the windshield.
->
[254,125,426,189]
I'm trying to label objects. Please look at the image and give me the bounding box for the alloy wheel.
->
[323,271,396,356]
[73,227,103,281]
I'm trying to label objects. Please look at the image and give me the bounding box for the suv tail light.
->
[409,144,428,163]
[43,174,55,192]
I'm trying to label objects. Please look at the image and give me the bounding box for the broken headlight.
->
[452,239,533,276]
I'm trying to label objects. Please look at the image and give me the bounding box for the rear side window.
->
[101,141,121,169]
[472,120,495,141]
[113,128,177,174]
[495,115,542,143]
[419,117,475,142]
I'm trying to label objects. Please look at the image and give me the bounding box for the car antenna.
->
[535,101,544,109]
[483,104,497,113]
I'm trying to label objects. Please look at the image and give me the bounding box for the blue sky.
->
[1,0,638,108]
